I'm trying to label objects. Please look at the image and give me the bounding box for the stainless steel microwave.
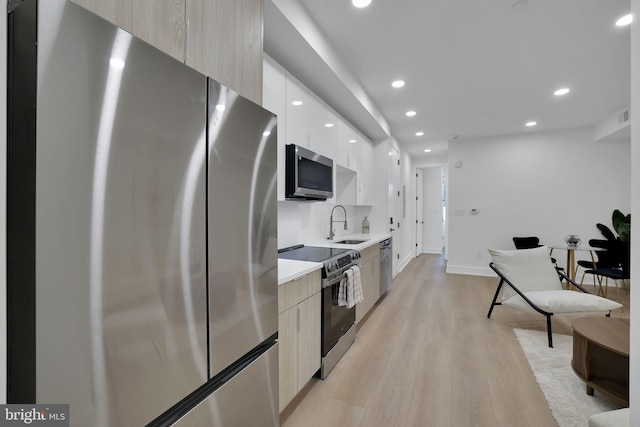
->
[285,144,333,200]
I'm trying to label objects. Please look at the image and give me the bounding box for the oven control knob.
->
[326,261,336,273]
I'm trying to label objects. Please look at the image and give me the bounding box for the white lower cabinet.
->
[278,270,321,412]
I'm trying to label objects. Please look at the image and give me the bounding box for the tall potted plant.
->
[597,209,631,274]
[597,209,631,242]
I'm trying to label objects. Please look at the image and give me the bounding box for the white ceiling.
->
[264,0,631,161]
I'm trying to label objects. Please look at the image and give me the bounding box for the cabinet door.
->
[263,56,287,201]
[356,260,372,324]
[358,141,373,205]
[131,0,186,61]
[72,0,133,31]
[372,255,381,302]
[297,293,321,390]
[186,0,263,104]
[336,116,361,170]
[285,74,336,160]
[72,0,185,62]
[278,307,298,412]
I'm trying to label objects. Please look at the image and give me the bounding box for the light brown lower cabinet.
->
[356,244,381,324]
[278,270,321,412]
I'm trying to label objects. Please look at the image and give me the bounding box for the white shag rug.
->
[513,328,624,427]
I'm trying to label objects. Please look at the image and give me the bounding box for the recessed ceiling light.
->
[324,123,334,128]
[416,131,424,136]
[263,131,271,136]
[525,121,537,127]
[216,104,226,111]
[352,0,372,8]
[406,110,416,117]
[392,80,405,88]
[616,14,633,27]
[348,139,357,143]
[554,88,570,96]
[424,149,432,153]
[292,100,303,106]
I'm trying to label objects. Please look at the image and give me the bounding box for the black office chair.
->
[512,236,563,272]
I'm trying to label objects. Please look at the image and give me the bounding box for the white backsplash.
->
[277,201,372,249]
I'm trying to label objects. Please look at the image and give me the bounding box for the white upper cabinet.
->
[336,116,373,205]
[265,56,374,204]
[263,56,287,201]
[336,116,362,172]
[358,140,373,205]
[285,74,337,161]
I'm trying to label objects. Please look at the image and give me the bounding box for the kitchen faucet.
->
[329,205,348,240]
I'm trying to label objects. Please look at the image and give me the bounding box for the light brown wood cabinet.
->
[186,0,263,104]
[71,0,185,60]
[355,244,381,324]
[72,0,262,104]
[278,270,321,412]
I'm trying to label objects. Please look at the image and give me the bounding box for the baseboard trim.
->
[421,247,443,254]
[446,264,495,277]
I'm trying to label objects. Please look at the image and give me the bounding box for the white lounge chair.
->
[487,246,622,347]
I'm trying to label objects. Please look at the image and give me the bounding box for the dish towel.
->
[337,276,348,307]
[345,265,363,309]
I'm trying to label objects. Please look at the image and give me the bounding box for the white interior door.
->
[416,169,423,256]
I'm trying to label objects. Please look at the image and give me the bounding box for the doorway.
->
[416,169,423,256]
[416,166,446,255]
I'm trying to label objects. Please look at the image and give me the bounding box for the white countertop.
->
[310,233,391,252]
[278,258,322,285]
[277,234,391,285]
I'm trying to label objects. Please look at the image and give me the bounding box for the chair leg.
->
[546,315,553,348]
[596,275,605,297]
[612,279,625,314]
[487,280,503,319]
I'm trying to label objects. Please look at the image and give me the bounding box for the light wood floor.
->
[280,253,630,427]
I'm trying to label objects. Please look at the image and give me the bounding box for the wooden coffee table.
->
[571,317,629,405]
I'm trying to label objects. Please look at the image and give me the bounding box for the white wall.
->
[421,167,444,254]
[629,0,639,423]
[277,202,373,248]
[447,127,630,276]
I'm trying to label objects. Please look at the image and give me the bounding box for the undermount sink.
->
[335,239,366,245]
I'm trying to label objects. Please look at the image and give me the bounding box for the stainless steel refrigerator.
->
[7,0,279,425]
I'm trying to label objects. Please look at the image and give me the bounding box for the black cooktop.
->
[278,245,349,263]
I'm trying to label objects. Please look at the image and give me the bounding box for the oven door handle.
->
[322,272,347,289]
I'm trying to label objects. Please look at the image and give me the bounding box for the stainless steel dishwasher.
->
[380,238,392,294]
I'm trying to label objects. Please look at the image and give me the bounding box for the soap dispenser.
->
[362,216,370,234]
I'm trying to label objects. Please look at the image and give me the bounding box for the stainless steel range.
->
[278,245,360,378]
